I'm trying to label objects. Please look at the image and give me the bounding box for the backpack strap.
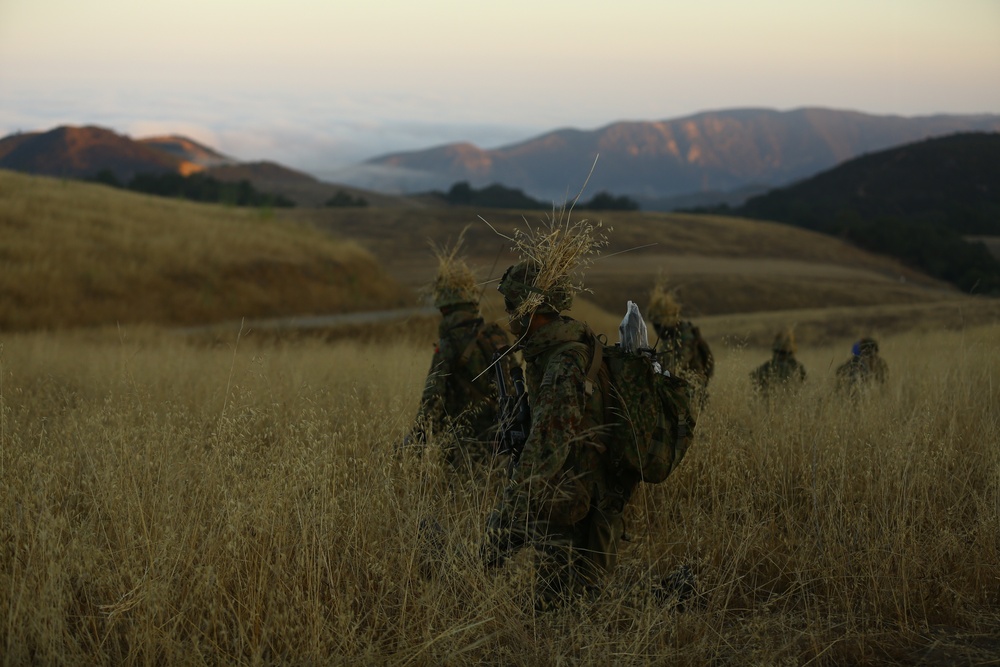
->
[457,320,489,365]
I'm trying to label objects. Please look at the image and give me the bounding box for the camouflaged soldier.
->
[836,337,888,396]
[647,286,714,404]
[483,260,638,606]
[407,245,514,472]
[750,329,807,399]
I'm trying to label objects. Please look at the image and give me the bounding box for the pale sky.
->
[1,0,998,175]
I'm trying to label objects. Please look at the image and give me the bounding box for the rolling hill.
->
[0,125,200,181]
[359,108,1000,206]
[138,135,235,167]
[5,167,999,345]
[730,132,1000,293]
[735,132,1000,235]
[285,204,999,343]
[0,170,413,331]
[0,125,415,208]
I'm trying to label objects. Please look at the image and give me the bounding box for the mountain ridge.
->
[0,125,408,207]
[5,109,1000,211]
[360,107,1000,205]
[0,125,201,179]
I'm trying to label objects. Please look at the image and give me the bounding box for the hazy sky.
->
[1,0,998,175]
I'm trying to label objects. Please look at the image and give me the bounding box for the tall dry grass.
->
[1,323,998,664]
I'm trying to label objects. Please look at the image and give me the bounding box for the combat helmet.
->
[492,206,607,332]
[772,328,797,355]
[852,337,879,357]
[647,281,681,328]
[497,260,573,316]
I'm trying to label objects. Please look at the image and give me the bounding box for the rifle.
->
[493,351,530,470]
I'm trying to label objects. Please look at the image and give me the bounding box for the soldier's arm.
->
[415,335,455,429]
[511,346,588,486]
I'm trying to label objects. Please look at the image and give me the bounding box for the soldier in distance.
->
[836,337,888,397]
[647,283,714,406]
[750,328,807,400]
[404,239,516,476]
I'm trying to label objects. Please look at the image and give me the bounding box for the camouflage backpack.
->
[585,338,696,484]
[453,320,515,402]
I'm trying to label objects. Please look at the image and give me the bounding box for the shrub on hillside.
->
[91,170,295,208]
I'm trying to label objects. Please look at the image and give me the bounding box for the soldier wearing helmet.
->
[836,337,888,396]
[647,285,714,405]
[405,243,514,475]
[750,329,807,399]
[484,259,636,607]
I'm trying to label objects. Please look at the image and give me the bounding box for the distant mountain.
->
[0,125,413,208]
[360,108,1000,206]
[0,125,200,181]
[138,135,235,168]
[730,132,1000,293]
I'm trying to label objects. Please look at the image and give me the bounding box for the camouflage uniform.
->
[653,320,714,402]
[750,331,806,399]
[485,265,637,605]
[750,353,807,398]
[411,302,512,470]
[836,338,888,396]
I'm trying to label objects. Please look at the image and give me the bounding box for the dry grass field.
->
[1,323,998,665]
[3,171,1000,664]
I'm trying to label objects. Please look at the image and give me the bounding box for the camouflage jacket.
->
[505,316,622,527]
[655,321,714,388]
[750,352,807,397]
[836,354,888,393]
[415,308,510,447]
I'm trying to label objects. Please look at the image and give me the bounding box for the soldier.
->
[750,329,807,399]
[836,337,888,395]
[406,239,514,474]
[647,284,714,404]
[483,256,638,608]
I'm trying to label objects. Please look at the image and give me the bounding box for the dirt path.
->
[175,306,439,335]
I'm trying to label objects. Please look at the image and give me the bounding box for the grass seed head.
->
[772,327,797,354]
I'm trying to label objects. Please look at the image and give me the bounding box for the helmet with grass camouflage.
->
[431,259,479,309]
[647,288,681,327]
[497,261,573,315]
[772,329,797,354]
[432,280,478,309]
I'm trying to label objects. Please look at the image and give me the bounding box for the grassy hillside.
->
[5,169,998,341]
[731,132,1000,293]
[291,205,960,317]
[0,170,412,331]
[737,132,1000,235]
